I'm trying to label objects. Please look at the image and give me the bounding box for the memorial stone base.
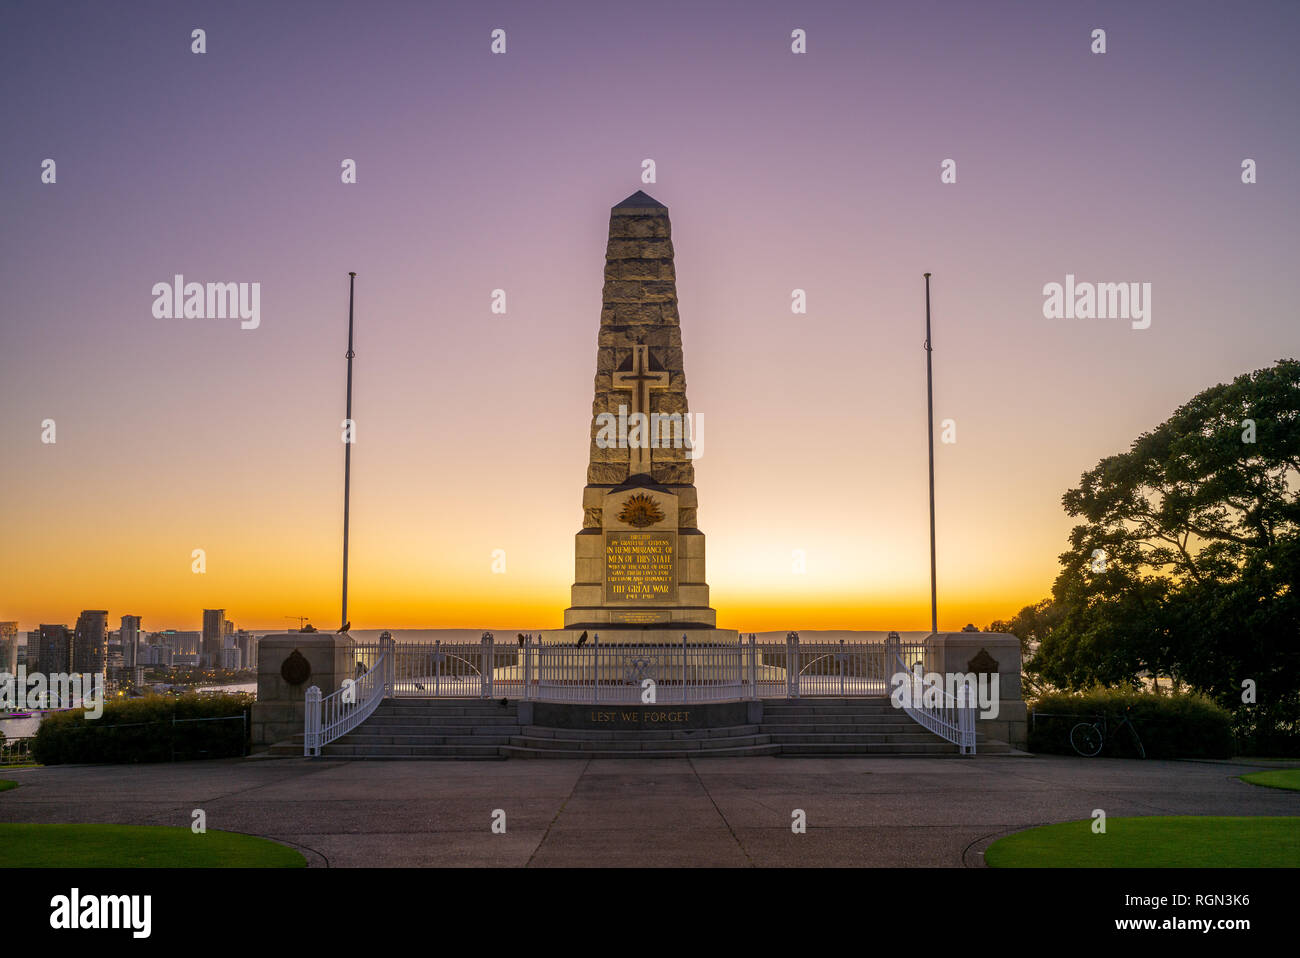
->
[251,632,356,748]
[538,627,738,645]
[922,631,1027,750]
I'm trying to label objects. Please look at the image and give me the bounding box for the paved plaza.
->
[3,755,1296,867]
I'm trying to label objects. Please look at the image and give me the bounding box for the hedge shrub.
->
[1231,690,1300,757]
[32,693,252,765]
[1028,687,1234,759]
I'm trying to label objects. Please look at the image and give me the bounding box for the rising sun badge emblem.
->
[618,493,665,528]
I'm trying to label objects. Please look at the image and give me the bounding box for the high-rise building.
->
[106,646,124,686]
[72,610,109,674]
[144,644,173,667]
[0,622,17,676]
[120,615,142,668]
[201,609,225,668]
[155,630,200,655]
[37,624,72,674]
[25,630,42,668]
[233,630,256,670]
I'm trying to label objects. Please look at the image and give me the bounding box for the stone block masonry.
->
[564,191,719,631]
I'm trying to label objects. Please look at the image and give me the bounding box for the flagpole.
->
[924,272,938,635]
[342,271,356,632]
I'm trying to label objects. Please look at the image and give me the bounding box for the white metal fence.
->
[523,636,749,705]
[304,633,392,757]
[886,633,976,754]
[0,736,34,766]
[350,632,922,704]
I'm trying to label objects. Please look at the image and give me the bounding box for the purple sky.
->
[2,0,1297,632]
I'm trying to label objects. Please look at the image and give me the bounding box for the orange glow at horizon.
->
[4,440,1066,633]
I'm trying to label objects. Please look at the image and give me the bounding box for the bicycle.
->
[1070,707,1146,759]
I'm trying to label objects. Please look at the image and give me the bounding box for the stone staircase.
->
[265,699,520,759]
[266,697,1010,759]
[761,698,1011,756]
[501,724,778,759]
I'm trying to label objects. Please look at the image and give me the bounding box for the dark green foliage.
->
[988,598,1063,699]
[1028,688,1234,759]
[1232,690,1300,757]
[1004,360,1300,755]
[32,693,251,765]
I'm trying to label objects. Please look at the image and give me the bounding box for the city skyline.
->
[3,1,1297,634]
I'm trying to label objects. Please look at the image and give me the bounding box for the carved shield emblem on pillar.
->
[967,648,999,674]
[281,649,312,686]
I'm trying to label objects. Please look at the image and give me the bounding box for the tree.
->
[1021,359,1300,730]
[1060,357,1299,589]
[988,598,1062,697]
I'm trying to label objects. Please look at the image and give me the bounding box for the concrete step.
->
[777,741,961,756]
[366,712,517,722]
[760,699,985,755]
[265,738,517,759]
[508,733,773,752]
[518,724,761,742]
[333,732,520,746]
[764,696,899,712]
[341,723,522,734]
[265,743,308,756]
[764,731,956,745]
[374,701,517,714]
[361,715,523,728]
[762,697,893,706]
[318,743,507,759]
[501,742,781,759]
[761,721,918,733]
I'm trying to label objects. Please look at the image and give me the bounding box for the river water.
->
[1,682,257,739]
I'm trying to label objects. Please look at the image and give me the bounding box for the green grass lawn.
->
[0,781,16,793]
[986,816,1300,867]
[1241,768,1300,791]
[0,824,306,868]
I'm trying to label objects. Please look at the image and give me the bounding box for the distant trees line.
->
[990,358,1300,755]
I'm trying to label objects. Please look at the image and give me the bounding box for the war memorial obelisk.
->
[554,191,733,645]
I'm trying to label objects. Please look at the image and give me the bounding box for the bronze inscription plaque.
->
[604,531,677,603]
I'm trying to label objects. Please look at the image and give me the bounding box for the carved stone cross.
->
[612,344,669,475]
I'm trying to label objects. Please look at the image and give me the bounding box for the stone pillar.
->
[251,632,357,748]
[923,632,1026,749]
[564,190,718,630]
